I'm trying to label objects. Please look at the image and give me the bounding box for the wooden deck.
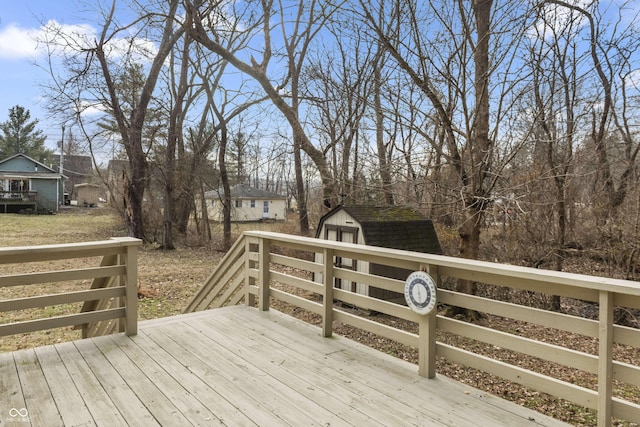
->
[1,306,571,427]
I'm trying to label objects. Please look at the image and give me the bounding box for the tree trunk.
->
[200,182,212,241]
[219,123,232,250]
[456,0,492,263]
[161,36,190,250]
[122,165,146,239]
[374,55,394,205]
[457,212,481,293]
[290,58,310,235]
[293,136,310,234]
[449,0,493,318]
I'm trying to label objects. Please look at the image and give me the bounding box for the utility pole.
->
[60,125,65,206]
[60,125,65,176]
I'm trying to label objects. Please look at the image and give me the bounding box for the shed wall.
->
[76,186,100,206]
[315,211,371,296]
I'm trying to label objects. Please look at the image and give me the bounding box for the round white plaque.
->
[404,271,437,315]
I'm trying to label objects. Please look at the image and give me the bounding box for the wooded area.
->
[38,0,640,280]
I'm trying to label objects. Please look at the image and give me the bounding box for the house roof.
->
[0,153,65,179]
[205,183,286,200]
[51,155,94,178]
[316,205,443,255]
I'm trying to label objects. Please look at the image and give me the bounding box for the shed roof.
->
[317,205,443,255]
[74,183,102,189]
[205,183,286,200]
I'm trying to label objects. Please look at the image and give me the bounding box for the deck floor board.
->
[33,344,95,426]
[184,317,390,426]
[1,306,572,427]
[104,333,221,426]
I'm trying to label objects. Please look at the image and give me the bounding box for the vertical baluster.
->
[598,290,613,427]
[322,248,334,337]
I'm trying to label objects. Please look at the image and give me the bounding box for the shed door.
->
[263,200,269,218]
[325,225,358,292]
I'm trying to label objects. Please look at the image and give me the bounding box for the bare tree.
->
[302,17,373,205]
[160,34,192,249]
[357,1,534,304]
[544,1,640,218]
[96,1,188,239]
[514,4,587,310]
[186,0,342,234]
[41,0,188,239]
[373,46,395,206]
[358,1,491,253]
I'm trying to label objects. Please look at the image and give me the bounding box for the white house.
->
[204,183,287,222]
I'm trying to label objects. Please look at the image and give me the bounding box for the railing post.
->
[258,238,271,311]
[245,237,255,307]
[418,312,436,378]
[123,242,138,336]
[117,253,125,334]
[417,264,438,378]
[598,290,613,427]
[322,248,334,337]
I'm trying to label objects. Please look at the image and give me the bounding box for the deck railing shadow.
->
[0,237,141,339]
[186,231,640,427]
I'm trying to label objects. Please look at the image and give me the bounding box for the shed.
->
[203,183,287,222]
[315,205,442,301]
[74,183,101,207]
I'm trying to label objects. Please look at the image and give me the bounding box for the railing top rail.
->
[243,231,640,296]
[0,237,141,260]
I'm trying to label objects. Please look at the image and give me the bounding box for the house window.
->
[10,179,28,195]
[235,199,242,208]
[251,200,256,208]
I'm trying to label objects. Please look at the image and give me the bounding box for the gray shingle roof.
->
[205,183,286,200]
[317,205,443,255]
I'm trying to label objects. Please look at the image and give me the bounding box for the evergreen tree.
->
[0,105,52,162]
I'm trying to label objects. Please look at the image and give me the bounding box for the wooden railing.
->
[186,231,640,427]
[0,190,37,201]
[0,191,57,213]
[0,237,141,339]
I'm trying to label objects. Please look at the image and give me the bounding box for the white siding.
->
[315,211,370,296]
[204,197,286,222]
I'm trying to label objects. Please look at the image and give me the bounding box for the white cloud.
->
[625,68,640,91]
[0,20,96,60]
[0,20,157,63]
[525,0,595,44]
[0,23,41,60]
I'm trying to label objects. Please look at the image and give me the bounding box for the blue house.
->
[0,153,65,213]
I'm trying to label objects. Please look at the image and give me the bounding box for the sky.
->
[0,1,85,151]
[2,0,639,156]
